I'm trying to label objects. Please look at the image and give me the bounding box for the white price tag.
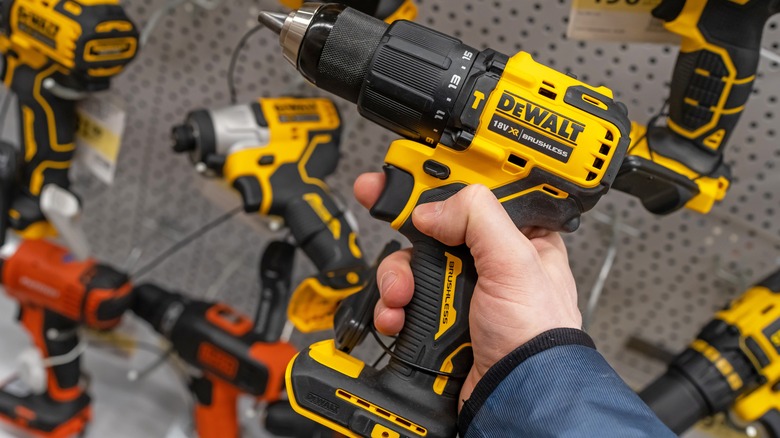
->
[567,0,680,44]
[75,96,127,185]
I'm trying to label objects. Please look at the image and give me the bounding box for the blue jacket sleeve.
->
[459,330,675,438]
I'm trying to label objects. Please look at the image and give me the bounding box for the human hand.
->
[354,172,582,406]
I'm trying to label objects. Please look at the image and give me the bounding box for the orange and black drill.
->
[614,0,780,215]
[259,4,631,437]
[131,283,297,438]
[171,97,368,333]
[0,237,133,437]
[0,0,138,237]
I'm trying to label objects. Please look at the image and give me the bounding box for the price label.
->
[75,96,126,185]
[567,0,680,43]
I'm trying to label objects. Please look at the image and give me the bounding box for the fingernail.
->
[415,201,442,221]
[379,271,397,293]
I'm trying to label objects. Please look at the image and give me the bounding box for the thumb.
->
[411,185,538,274]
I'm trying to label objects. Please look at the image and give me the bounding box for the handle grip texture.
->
[2,58,77,231]
[283,186,364,275]
[387,227,476,397]
[654,0,780,152]
[19,306,83,402]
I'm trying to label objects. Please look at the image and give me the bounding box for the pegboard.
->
[2,0,780,434]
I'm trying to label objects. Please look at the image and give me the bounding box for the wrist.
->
[459,328,595,434]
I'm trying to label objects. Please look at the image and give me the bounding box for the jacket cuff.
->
[458,328,595,434]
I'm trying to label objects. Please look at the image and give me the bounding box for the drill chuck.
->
[640,320,762,434]
[262,3,493,147]
[171,124,196,153]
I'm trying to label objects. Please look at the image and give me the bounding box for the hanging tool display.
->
[0,0,139,238]
[0,237,133,438]
[131,283,297,438]
[171,96,368,333]
[640,269,780,437]
[258,4,631,437]
[613,0,780,215]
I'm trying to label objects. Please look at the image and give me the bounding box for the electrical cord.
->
[132,205,243,280]
[368,324,467,379]
[228,24,265,104]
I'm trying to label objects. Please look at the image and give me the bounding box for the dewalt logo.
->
[17,6,60,47]
[496,91,585,144]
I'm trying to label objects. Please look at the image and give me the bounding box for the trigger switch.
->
[370,165,414,223]
[233,176,263,213]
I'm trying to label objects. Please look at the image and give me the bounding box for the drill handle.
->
[18,305,83,401]
[387,228,476,394]
[191,376,241,438]
[283,186,365,275]
[654,0,779,152]
[2,58,77,228]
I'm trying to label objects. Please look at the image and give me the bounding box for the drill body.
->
[0,238,132,437]
[614,0,780,215]
[172,97,368,333]
[0,0,138,236]
[640,269,780,436]
[131,284,297,438]
[260,5,631,437]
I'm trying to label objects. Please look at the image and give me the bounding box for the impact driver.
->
[131,284,298,438]
[259,4,631,437]
[613,0,780,215]
[0,0,139,237]
[171,97,368,333]
[0,237,133,438]
[640,269,780,437]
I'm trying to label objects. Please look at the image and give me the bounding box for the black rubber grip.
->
[20,307,82,400]
[658,0,779,151]
[311,6,388,103]
[6,61,76,198]
[387,232,475,389]
[283,189,362,274]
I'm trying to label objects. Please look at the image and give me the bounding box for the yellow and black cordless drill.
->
[613,0,780,215]
[171,97,368,333]
[259,4,631,437]
[640,269,780,437]
[0,0,139,237]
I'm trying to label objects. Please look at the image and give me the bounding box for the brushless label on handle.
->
[435,252,462,340]
[75,97,126,185]
[567,0,678,43]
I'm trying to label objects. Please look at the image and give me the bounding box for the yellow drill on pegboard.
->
[641,269,780,437]
[614,0,779,215]
[0,0,138,237]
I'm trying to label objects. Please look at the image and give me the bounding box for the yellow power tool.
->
[171,97,368,333]
[641,269,780,437]
[613,0,780,215]
[259,4,631,437]
[0,0,139,237]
